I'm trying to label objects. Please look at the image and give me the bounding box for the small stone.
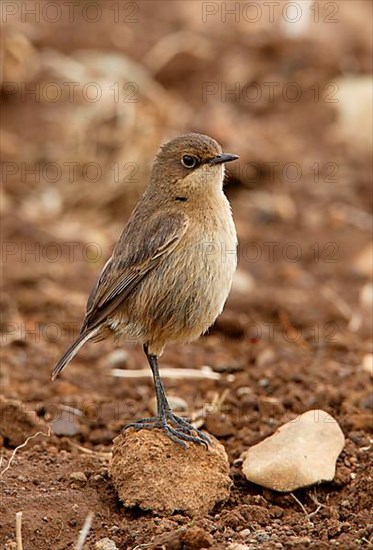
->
[69,471,87,483]
[106,349,132,369]
[255,531,271,543]
[109,429,231,516]
[258,397,284,420]
[232,269,255,294]
[237,387,254,397]
[362,354,373,377]
[204,412,234,437]
[354,243,373,278]
[241,409,345,492]
[334,76,373,152]
[360,283,373,308]
[51,408,80,436]
[256,348,275,367]
[95,538,118,550]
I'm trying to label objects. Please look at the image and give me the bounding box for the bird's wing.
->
[80,211,189,333]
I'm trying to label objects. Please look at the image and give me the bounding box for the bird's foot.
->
[124,411,210,449]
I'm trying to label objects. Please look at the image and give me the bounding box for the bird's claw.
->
[124,412,210,449]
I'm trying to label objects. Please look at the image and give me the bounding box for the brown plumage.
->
[52,133,238,447]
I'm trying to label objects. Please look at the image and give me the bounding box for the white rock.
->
[334,76,373,152]
[95,539,118,550]
[106,349,132,368]
[241,410,345,492]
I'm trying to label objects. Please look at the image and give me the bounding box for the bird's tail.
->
[51,330,95,381]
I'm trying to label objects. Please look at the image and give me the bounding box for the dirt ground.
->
[1,1,372,549]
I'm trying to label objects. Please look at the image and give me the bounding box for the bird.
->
[52,133,238,447]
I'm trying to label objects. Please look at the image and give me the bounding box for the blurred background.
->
[1,1,372,546]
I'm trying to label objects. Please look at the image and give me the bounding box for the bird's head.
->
[150,133,238,196]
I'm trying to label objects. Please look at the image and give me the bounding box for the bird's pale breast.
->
[109,193,237,353]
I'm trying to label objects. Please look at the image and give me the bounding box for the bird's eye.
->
[181,155,198,169]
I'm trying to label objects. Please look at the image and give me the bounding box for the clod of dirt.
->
[0,396,47,447]
[241,410,345,492]
[109,428,231,516]
[150,526,213,549]
[204,412,234,437]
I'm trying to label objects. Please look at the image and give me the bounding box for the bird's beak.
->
[208,153,239,165]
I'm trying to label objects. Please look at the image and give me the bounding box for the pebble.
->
[334,76,373,152]
[232,269,255,294]
[256,348,275,367]
[205,412,234,437]
[69,471,87,483]
[360,283,373,308]
[354,243,373,278]
[241,409,345,492]
[95,539,118,550]
[51,408,80,436]
[362,354,373,377]
[106,349,132,369]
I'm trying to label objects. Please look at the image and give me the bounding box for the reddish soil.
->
[1,1,372,549]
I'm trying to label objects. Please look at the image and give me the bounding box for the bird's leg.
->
[145,347,211,447]
[145,346,171,418]
[123,344,210,448]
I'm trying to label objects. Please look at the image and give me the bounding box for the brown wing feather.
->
[80,211,188,333]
